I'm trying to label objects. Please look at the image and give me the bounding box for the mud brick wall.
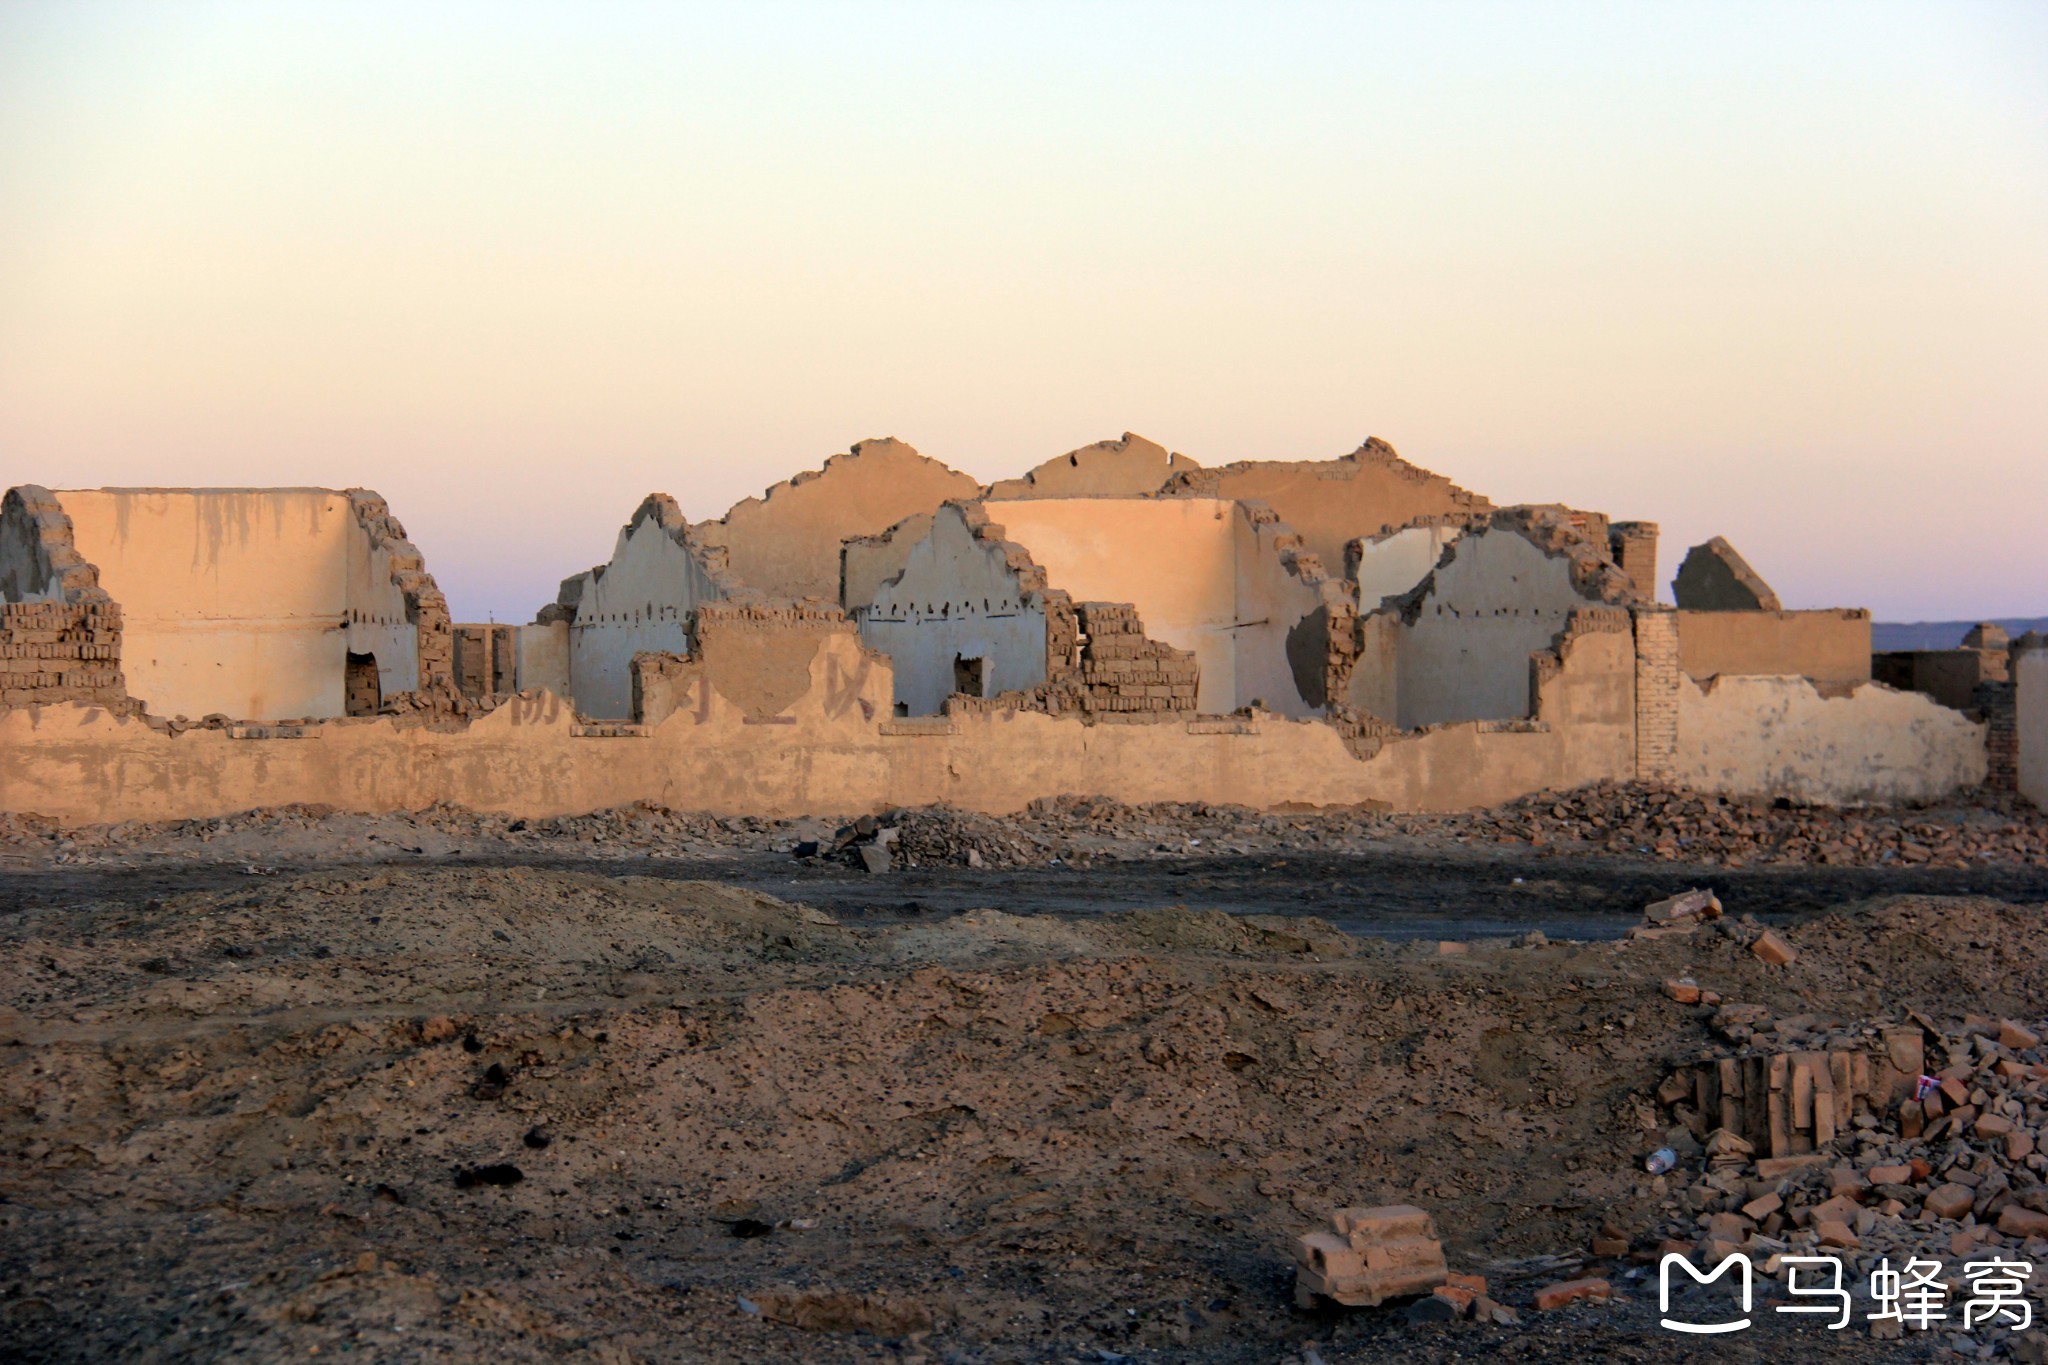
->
[0,600,125,708]
[1043,602,1199,718]
[1979,680,2018,792]
[346,490,452,693]
[454,625,517,700]
[1633,608,1680,782]
[1608,521,1659,603]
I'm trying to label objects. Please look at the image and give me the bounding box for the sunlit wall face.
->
[1,1,2042,624]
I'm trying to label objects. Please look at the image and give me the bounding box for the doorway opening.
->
[345,652,381,716]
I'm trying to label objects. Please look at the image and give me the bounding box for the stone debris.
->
[1457,781,2048,868]
[1291,1204,1448,1309]
[1648,1006,2048,1293]
[1643,888,1721,925]
[7,781,2045,875]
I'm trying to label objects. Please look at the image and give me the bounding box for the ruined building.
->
[0,434,2002,824]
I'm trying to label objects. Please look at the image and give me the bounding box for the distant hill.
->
[1870,617,2048,652]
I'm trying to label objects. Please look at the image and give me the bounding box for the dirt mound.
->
[1095,905,1360,958]
[4,865,2045,1360]
[882,804,1051,869]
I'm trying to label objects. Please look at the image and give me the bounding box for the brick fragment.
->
[1923,1184,1975,1221]
[1998,1206,2048,1239]
[1749,930,1796,966]
[1531,1278,1612,1311]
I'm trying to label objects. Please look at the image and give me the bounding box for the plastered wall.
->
[1670,676,1987,804]
[54,489,416,722]
[560,497,730,720]
[1352,529,1592,729]
[0,622,1639,824]
[1676,609,1871,687]
[2020,649,2048,809]
[856,504,1050,716]
[1165,438,1491,575]
[984,498,1242,712]
[695,439,982,601]
[1350,525,1461,613]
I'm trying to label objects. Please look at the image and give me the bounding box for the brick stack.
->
[1660,1046,1886,1160]
[1047,602,1198,719]
[1979,679,2018,791]
[0,600,126,708]
[1292,1204,1448,1309]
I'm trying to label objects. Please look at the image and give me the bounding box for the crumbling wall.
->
[1671,676,1987,804]
[1676,608,1871,687]
[453,625,517,699]
[2019,646,2048,809]
[1672,537,1781,611]
[0,486,127,711]
[1608,522,1659,603]
[841,513,933,613]
[983,433,1197,500]
[53,488,439,722]
[1870,649,1994,713]
[0,618,1641,824]
[344,490,444,700]
[1231,501,1337,717]
[1033,600,1200,718]
[633,601,861,726]
[695,439,982,601]
[983,497,1241,711]
[1347,523,1464,613]
[854,503,1051,716]
[553,495,740,720]
[1163,437,1491,576]
[1349,511,1638,729]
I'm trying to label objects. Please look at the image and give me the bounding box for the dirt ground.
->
[3,790,2048,1362]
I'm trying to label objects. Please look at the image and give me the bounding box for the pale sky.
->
[2,1,2043,624]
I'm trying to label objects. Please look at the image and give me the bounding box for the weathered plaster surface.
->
[1676,609,1871,687]
[54,489,412,722]
[1349,525,1462,612]
[2019,649,2048,808]
[841,513,933,613]
[514,622,570,698]
[0,626,1637,823]
[982,498,1240,711]
[1164,438,1490,576]
[559,496,730,720]
[1671,675,1986,804]
[856,504,1050,716]
[1353,529,1593,729]
[696,439,982,601]
[984,433,1197,500]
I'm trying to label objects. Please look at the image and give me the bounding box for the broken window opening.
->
[953,654,987,698]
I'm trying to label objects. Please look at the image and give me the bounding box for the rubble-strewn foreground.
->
[4,860,2046,1361]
